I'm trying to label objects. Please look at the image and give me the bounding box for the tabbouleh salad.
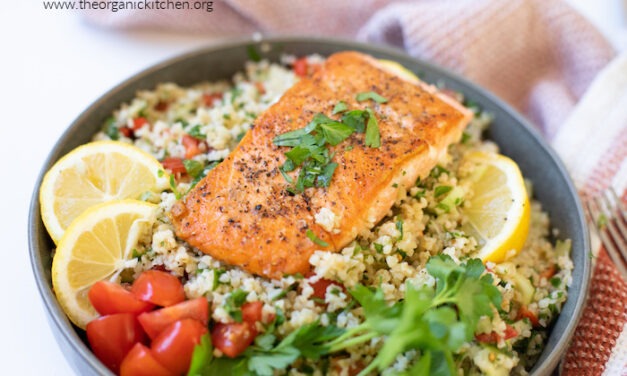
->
[91,55,573,375]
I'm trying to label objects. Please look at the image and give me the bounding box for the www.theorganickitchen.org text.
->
[42,0,214,13]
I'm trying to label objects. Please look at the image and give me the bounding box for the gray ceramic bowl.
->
[29,36,590,375]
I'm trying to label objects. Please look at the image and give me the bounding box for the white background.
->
[0,1,625,374]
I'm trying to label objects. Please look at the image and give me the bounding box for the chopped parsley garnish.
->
[212,269,226,291]
[355,91,388,104]
[374,243,384,253]
[188,255,501,376]
[246,45,261,62]
[437,202,451,213]
[434,185,453,198]
[187,124,205,140]
[169,175,181,199]
[332,101,348,114]
[235,131,247,144]
[224,289,248,322]
[430,164,450,178]
[306,229,329,247]
[103,117,119,140]
[395,217,404,240]
[364,108,381,148]
[183,159,204,179]
[273,106,382,193]
[341,110,367,133]
[461,131,472,144]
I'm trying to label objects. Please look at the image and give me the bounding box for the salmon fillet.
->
[170,51,472,279]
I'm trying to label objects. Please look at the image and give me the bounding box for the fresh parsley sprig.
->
[188,255,502,376]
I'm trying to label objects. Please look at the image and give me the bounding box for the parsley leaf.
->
[365,108,381,148]
[396,217,404,240]
[247,45,261,62]
[341,110,367,133]
[434,185,453,198]
[184,159,204,179]
[224,289,248,322]
[318,121,354,146]
[284,146,311,166]
[187,334,213,376]
[316,162,338,188]
[103,117,119,140]
[332,101,348,114]
[306,229,329,247]
[356,91,388,103]
[187,124,205,140]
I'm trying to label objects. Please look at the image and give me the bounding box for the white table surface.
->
[1,1,625,374]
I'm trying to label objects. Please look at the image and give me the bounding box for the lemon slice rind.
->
[40,141,169,244]
[51,199,157,329]
[462,151,531,263]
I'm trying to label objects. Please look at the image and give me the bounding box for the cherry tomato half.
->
[131,270,185,307]
[151,319,208,375]
[120,343,173,376]
[88,281,154,316]
[138,297,209,340]
[211,322,256,358]
[86,313,146,374]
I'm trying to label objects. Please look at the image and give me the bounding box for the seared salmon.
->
[170,51,472,279]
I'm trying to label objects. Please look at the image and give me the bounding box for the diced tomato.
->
[182,135,202,159]
[120,343,173,376]
[161,157,186,175]
[88,281,154,316]
[475,331,500,344]
[138,297,209,340]
[475,324,518,344]
[518,306,540,327]
[540,264,557,280]
[211,322,256,358]
[131,270,185,307]
[309,276,344,301]
[255,82,266,95]
[241,301,263,325]
[119,127,134,138]
[503,325,518,340]
[132,117,148,130]
[293,57,308,77]
[86,313,146,374]
[202,92,223,107]
[151,319,208,375]
[154,101,169,112]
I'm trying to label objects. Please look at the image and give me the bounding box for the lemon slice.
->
[40,141,169,243]
[378,59,420,83]
[52,200,157,328]
[461,151,530,263]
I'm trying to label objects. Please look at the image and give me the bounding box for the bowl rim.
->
[28,35,591,375]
